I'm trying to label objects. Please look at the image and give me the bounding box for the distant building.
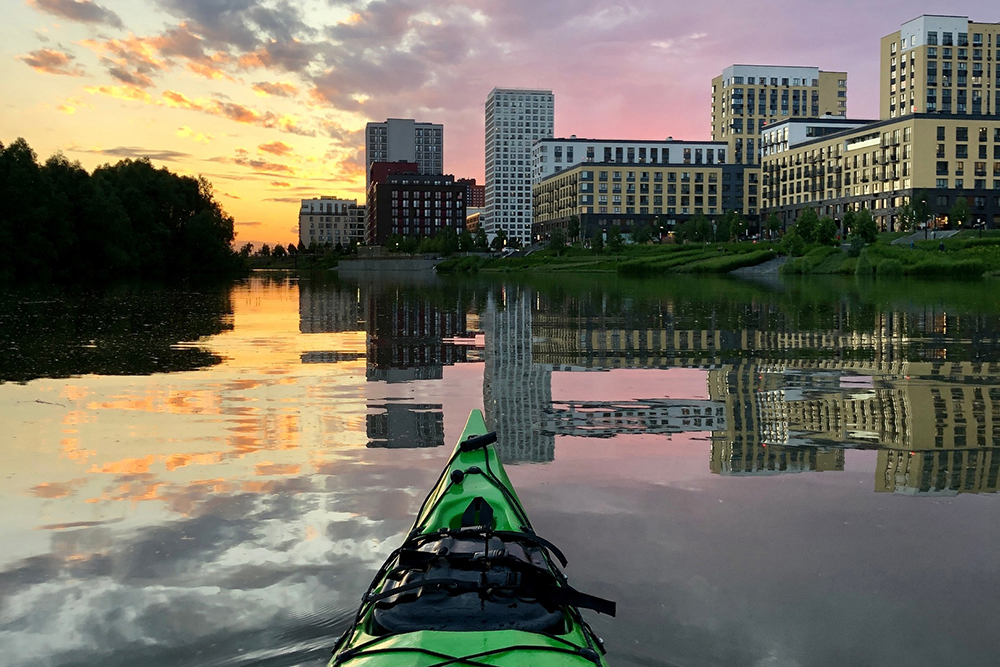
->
[760,114,1000,230]
[365,118,443,187]
[298,197,365,247]
[366,172,467,245]
[532,137,728,184]
[457,178,486,208]
[880,15,1000,119]
[711,65,848,220]
[532,161,748,241]
[485,87,554,245]
[466,208,484,232]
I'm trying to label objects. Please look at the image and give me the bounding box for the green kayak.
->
[329,409,615,666]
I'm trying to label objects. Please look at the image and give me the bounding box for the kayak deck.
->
[329,409,613,666]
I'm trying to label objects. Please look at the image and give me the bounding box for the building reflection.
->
[483,288,555,463]
[367,402,445,449]
[542,399,727,438]
[527,288,1000,492]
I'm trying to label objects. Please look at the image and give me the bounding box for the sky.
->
[3,1,998,247]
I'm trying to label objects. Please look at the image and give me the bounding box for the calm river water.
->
[1,272,998,667]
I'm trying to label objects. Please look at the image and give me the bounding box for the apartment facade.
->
[485,87,554,245]
[299,197,366,247]
[366,173,467,245]
[760,115,1000,229]
[712,65,847,220]
[365,119,444,186]
[880,15,1000,119]
[532,162,747,240]
[532,137,728,183]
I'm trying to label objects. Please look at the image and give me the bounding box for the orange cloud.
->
[30,479,87,499]
[19,48,85,76]
[253,81,299,97]
[84,84,153,103]
[258,141,293,156]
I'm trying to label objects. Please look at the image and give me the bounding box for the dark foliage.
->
[0,137,241,284]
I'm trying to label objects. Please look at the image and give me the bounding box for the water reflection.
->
[3,273,1000,667]
[0,284,233,383]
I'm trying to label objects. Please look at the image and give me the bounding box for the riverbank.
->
[781,230,1000,279]
[436,242,780,275]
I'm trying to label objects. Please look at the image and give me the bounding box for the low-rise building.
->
[298,197,365,247]
[761,114,1000,230]
[532,161,748,241]
[367,173,468,245]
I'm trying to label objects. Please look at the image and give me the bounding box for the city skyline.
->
[4,1,998,246]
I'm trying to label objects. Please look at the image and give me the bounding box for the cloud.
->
[176,126,213,144]
[220,191,241,199]
[162,89,315,136]
[264,197,302,203]
[84,84,153,103]
[30,0,124,29]
[18,49,85,76]
[258,141,292,156]
[236,220,263,227]
[270,181,291,187]
[252,81,298,97]
[68,145,193,161]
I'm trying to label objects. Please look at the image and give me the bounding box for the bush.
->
[876,258,904,277]
[847,234,866,258]
[855,249,875,277]
[781,231,806,257]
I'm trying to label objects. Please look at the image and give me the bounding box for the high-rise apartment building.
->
[365,118,443,186]
[880,15,1000,119]
[712,65,847,220]
[485,87,554,245]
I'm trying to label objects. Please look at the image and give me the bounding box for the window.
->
[927,31,938,46]
[937,161,949,175]
[956,127,969,141]
[957,145,969,158]
[937,126,946,141]
[937,178,948,189]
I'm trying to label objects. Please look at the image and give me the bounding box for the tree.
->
[631,223,652,244]
[272,243,287,257]
[949,196,970,227]
[590,230,604,253]
[795,209,819,243]
[841,210,857,240]
[853,209,878,243]
[765,213,782,240]
[816,216,838,245]
[606,226,624,252]
[692,214,712,243]
[258,243,272,257]
[239,242,254,256]
[897,199,917,232]
[490,228,508,252]
[287,243,297,255]
[567,215,581,244]
[722,210,747,242]
[912,190,932,229]
[474,228,488,251]
[458,229,474,252]
[548,227,566,252]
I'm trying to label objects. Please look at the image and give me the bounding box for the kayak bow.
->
[329,409,615,666]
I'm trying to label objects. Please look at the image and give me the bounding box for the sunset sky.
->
[3,1,996,247]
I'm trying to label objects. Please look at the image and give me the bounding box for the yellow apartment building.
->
[761,115,1000,230]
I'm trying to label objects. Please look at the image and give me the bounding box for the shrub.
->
[781,230,806,257]
[876,258,904,277]
[855,249,875,277]
[847,234,866,258]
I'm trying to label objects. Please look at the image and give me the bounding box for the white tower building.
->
[485,88,554,246]
[365,118,444,186]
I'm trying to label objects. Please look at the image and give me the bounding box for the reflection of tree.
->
[0,285,233,383]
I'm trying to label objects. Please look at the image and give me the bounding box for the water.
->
[1,273,998,667]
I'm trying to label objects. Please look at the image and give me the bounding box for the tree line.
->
[0,137,241,283]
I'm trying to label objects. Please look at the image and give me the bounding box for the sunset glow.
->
[4,0,996,246]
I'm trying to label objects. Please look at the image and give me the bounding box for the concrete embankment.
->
[729,256,787,277]
[336,257,442,272]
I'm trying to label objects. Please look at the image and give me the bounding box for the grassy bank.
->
[781,231,1000,279]
[436,242,780,275]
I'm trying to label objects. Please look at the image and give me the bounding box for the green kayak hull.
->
[328,409,612,666]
